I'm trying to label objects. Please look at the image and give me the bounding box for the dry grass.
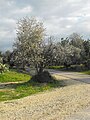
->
[0,75,90,120]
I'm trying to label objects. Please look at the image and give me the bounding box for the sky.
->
[0,0,90,51]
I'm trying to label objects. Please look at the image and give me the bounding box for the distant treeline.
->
[0,32,90,71]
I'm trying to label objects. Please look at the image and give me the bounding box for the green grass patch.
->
[0,70,65,102]
[48,66,64,69]
[0,80,65,101]
[48,65,87,72]
[81,70,90,75]
[0,70,30,83]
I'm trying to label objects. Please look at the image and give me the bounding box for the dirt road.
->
[49,69,90,84]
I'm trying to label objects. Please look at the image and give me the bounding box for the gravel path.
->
[66,106,90,120]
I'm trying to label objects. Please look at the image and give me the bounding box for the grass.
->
[81,70,90,75]
[0,70,65,101]
[48,66,64,69]
[0,80,65,101]
[0,70,30,83]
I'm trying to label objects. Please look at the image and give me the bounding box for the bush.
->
[70,64,86,71]
[84,59,90,69]
[0,63,9,73]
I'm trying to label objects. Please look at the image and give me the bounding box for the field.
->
[0,70,64,101]
[0,70,30,83]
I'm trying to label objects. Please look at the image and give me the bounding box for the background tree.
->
[69,33,85,63]
[3,50,11,65]
[0,51,2,63]
[69,33,84,49]
[83,39,90,59]
[83,39,90,69]
[55,36,81,68]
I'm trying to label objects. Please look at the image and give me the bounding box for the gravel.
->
[66,106,90,120]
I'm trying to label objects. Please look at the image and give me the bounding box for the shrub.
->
[0,63,9,73]
[70,64,86,71]
[84,59,90,69]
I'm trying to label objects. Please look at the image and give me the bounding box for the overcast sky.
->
[0,0,90,51]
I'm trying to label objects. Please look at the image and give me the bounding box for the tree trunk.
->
[35,63,44,75]
[38,67,43,74]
